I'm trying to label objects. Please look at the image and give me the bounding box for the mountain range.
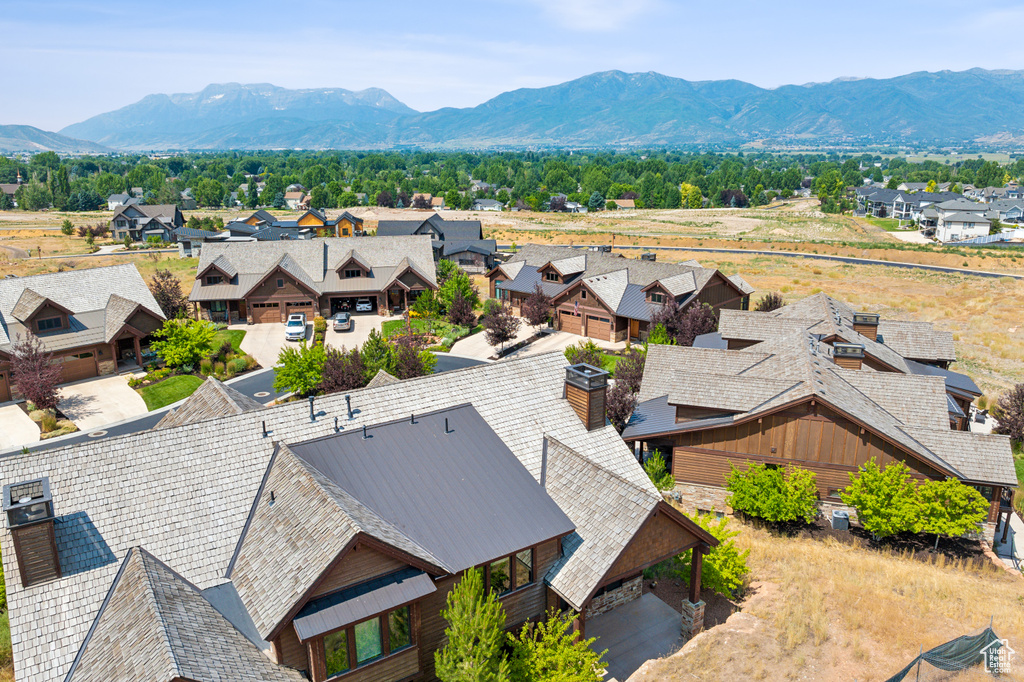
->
[20,69,1024,151]
[0,125,112,154]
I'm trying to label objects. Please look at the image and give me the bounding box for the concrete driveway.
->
[450,320,628,362]
[60,374,148,432]
[448,318,538,360]
[0,404,39,450]
[236,314,393,368]
[511,330,626,359]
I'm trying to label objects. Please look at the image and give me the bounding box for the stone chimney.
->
[564,364,608,431]
[852,312,879,341]
[3,477,61,587]
[833,343,866,370]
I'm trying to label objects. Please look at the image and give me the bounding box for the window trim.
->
[545,271,559,282]
[276,278,285,288]
[319,603,418,680]
[205,275,223,285]
[482,546,535,598]
[36,316,63,332]
[650,292,665,304]
[344,268,362,279]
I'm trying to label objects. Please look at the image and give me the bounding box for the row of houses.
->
[855,187,1024,241]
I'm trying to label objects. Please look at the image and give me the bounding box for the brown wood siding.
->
[566,383,605,431]
[127,309,163,335]
[501,539,559,629]
[834,356,863,370]
[29,304,68,331]
[311,543,409,600]
[694,273,744,310]
[988,487,1003,523]
[330,646,419,682]
[0,370,10,402]
[645,285,669,304]
[603,509,697,585]
[11,522,61,587]
[416,574,459,681]
[398,271,432,289]
[279,625,309,673]
[298,213,325,227]
[671,401,945,498]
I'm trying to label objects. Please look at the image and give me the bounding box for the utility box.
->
[831,510,849,531]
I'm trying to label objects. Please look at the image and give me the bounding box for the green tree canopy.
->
[273,341,326,396]
[435,568,510,682]
[151,318,216,368]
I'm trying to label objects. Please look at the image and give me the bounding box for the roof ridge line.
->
[137,549,182,680]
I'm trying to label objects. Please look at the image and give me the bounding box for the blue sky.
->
[4,0,1024,131]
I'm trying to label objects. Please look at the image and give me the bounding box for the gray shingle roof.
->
[191,237,436,301]
[69,547,304,682]
[1,352,656,682]
[10,288,48,321]
[877,320,956,362]
[630,335,1015,487]
[376,215,482,241]
[156,378,267,429]
[0,264,164,350]
[365,368,399,389]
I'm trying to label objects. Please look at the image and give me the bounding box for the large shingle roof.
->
[68,547,304,682]
[1,352,655,682]
[156,377,267,429]
[0,264,163,350]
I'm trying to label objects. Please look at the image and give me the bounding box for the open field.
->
[636,519,1024,682]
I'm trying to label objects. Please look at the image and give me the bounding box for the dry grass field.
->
[634,520,1024,682]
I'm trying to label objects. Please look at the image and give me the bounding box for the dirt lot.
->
[634,517,1024,682]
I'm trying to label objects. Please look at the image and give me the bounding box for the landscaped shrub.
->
[508,611,606,682]
[840,460,919,538]
[916,479,989,549]
[39,412,58,433]
[214,361,226,375]
[643,450,675,491]
[564,339,603,368]
[229,358,248,374]
[754,291,785,312]
[244,354,259,370]
[614,347,646,394]
[200,358,213,375]
[313,315,327,334]
[215,340,234,361]
[726,462,819,524]
[994,383,1024,444]
[606,383,637,434]
[675,512,750,598]
[479,298,501,321]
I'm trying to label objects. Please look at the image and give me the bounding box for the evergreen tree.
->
[435,568,510,682]
[508,611,606,682]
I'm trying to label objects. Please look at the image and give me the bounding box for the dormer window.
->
[344,269,362,279]
[650,292,665,304]
[37,317,62,332]
[545,271,559,282]
[205,275,223,285]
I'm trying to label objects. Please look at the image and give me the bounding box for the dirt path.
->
[0,244,30,259]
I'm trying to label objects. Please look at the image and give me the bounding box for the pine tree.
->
[509,611,606,682]
[435,568,510,682]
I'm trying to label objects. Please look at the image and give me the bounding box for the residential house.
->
[284,191,307,210]
[431,196,446,210]
[488,245,753,343]
[612,199,635,210]
[708,293,976,424]
[109,204,185,242]
[987,200,1024,224]
[411,193,433,208]
[189,236,437,323]
[0,264,165,399]
[232,209,364,238]
[376,213,497,273]
[105,193,134,211]
[897,182,953,192]
[622,337,1016,545]
[0,352,717,682]
[936,212,990,242]
[471,198,503,212]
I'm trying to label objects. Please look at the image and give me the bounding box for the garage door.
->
[250,302,281,323]
[586,315,611,341]
[286,300,314,314]
[560,310,581,335]
[61,352,98,383]
[0,371,10,402]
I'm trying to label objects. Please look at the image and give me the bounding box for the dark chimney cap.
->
[3,477,54,528]
[852,312,879,326]
[833,342,865,359]
[565,363,609,391]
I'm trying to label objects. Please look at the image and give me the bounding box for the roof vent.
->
[833,343,866,370]
[3,477,61,587]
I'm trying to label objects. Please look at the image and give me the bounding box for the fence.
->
[885,625,1010,681]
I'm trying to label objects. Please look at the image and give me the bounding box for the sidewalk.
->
[993,510,1022,571]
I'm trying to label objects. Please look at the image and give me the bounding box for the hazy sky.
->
[4,0,1024,131]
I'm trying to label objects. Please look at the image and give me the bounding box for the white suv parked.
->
[284,313,307,341]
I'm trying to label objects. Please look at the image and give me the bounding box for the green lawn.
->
[865,217,912,232]
[137,375,205,411]
[601,353,621,374]
[212,328,246,353]
[381,317,473,350]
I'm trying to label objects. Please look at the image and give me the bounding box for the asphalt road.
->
[497,244,1024,280]
[8,354,485,456]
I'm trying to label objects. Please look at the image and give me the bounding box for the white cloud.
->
[522,0,661,31]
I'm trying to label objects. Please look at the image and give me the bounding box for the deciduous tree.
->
[508,611,606,682]
[12,333,62,411]
[993,383,1024,443]
[438,269,479,312]
[484,304,520,351]
[916,479,989,550]
[149,269,189,319]
[606,382,637,433]
[447,290,476,327]
[151,318,216,369]
[273,341,326,396]
[726,462,818,524]
[614,347,646,394]
[521,284,551,328]
[840,460,919,538]
[319,346,366,394]
[675,513,750,599]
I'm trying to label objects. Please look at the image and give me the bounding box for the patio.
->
[587,593,684,681]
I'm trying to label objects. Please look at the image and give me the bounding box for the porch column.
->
[133,335,143,368]
[573,607,586,641]
[682,544,706,639]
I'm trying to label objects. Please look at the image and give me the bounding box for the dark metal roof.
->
[174,227,227,239]
[693,331,729,349]
[613,283,659,321]
[495,265,565,297]
[377,215,483,241]
[292,568,434,641]
[905,358,981,397]
[225,221,258,235]
[621,395,678,440]
[289,404,575,574]
[442,239,497,257]
[946,394,965,418]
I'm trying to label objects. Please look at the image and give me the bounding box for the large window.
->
[205,275,223,285]
[484,547,534,596]
[344,269,362,279]
[36,317,62,332]
[322,605,414,679]
[324,630,350,677]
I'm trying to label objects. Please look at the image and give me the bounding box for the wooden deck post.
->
[681,543,706,639]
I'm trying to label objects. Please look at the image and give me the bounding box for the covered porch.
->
[587,593,684,681]
[112,330,157,372]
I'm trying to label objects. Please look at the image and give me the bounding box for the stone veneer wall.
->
[587,575,642,616]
